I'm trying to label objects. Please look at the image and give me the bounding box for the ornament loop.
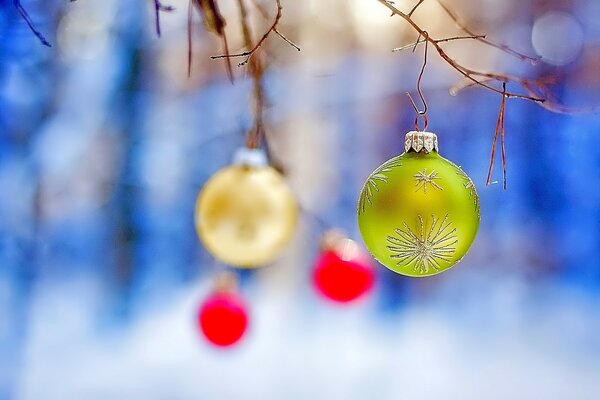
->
[414,113,429,132]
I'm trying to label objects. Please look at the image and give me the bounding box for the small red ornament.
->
[313,231,375,303]
[198,273,248,347]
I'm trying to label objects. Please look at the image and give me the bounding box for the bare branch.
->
[13,0,51,47]
[434,0,539,64]
[376,0,544,103]
[211,0,281,61]
[211,0,299,62]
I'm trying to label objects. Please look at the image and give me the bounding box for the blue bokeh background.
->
[1,0,599,399]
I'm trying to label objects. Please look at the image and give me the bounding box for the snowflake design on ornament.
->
[386,214,458,274]
[358,157,403,214]
[455,167,479,208]
[414,168,443,194]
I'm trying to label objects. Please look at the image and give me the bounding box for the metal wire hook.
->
[406,31,429,131]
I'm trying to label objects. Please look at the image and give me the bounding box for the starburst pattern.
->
[386,214,458,274]
[414,168,443,193]
[456,168,479,208]
[358,157,403,214]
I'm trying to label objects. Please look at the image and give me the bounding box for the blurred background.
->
[1,0,600,399]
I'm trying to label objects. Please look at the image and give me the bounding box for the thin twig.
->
[433,0,539,64]
[274,28,300,51]
[452,75,600,115]
[408,0,425,17]
[13,0,51,47]
[522,83,600,114]
[154,0,174,37]
[211,0,300,62]
[250,0,299,51]
[392,34,486,52]
[212,0,282,62]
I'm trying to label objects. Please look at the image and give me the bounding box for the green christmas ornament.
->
[357,131,480,277]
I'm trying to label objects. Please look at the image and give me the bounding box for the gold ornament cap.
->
[233,147,268,167]
[404,131,439,154]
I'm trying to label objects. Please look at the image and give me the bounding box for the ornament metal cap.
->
[404,131,438,154]
[320,230,360,261]
[233,147,268,167]
[213,271,238,293]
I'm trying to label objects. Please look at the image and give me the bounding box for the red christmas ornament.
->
[313,231,375,303]
[198,274,248,347]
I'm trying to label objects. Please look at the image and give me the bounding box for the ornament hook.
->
[406,92,428,132]
[406,30,429,131]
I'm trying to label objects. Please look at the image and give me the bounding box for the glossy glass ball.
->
[195,164,297,268]
[357,150,480,277]
[198,291,248,347]
[313,238,375,303]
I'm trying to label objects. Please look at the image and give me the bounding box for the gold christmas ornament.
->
[357,131,480,277]
[195,148,297,268]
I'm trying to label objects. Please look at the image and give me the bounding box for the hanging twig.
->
[153,0,174,37]
[500,86,507,190]
[189,0,233,81]
[187,0,193,76]
[236,0,267,148]
[486,82,507,189]
[13,0,51,47]
[192,0,299,148]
